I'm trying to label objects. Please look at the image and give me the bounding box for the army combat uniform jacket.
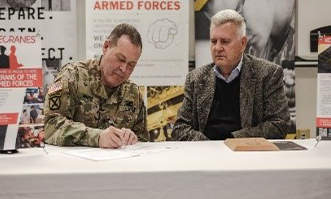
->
[44,58,149,147]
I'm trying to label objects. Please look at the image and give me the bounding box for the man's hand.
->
[99,126,125,149]
[99,126,137,149]
[121,128,138,146]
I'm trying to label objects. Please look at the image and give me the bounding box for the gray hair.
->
[210,9,246,37]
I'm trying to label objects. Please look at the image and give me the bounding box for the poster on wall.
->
[0,0,78,91]
[316,36,331,139]
[86,0,189,86]
[194,0,297,134]
[86,0,188,141]
[0,31,44,151]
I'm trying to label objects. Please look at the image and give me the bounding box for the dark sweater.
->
[204,75,242,140]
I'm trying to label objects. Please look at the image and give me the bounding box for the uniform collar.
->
[90,56,124,103]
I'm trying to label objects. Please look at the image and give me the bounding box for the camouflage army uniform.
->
[44,57,149,147]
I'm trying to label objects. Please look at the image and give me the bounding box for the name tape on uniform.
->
[48,83,63,95]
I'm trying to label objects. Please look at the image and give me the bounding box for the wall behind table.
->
[76,0,319,138]
[296,67,317,137]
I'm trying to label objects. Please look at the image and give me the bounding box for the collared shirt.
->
[214,55,243,83]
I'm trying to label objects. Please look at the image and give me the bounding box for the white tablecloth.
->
[1,139,331,199]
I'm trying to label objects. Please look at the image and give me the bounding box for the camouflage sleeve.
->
[172,72,209,141]
[44,65,102,147]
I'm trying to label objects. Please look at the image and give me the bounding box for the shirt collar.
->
[214,55,243,83]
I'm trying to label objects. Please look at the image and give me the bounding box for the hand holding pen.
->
[99,126,137,149]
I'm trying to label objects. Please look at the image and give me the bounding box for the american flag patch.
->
[47,83,63,94]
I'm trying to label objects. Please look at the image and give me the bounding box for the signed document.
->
[64,143,176,161]
[224,138,279,151]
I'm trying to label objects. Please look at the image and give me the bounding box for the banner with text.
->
[0,0,77,91]
[316,36,331,139]
[0,31,44,151]
[86,0,189,86]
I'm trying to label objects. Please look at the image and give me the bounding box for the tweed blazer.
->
[172,54,291,141]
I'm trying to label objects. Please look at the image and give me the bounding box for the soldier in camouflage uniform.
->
[44,23,149,148]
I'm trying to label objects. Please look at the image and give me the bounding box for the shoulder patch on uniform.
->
[49,96,61,110]
[47,83,63,95]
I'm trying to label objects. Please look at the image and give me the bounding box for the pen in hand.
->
[314,136,321,148]
[99,127,126,149]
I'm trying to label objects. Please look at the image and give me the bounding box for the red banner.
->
[0,113,19,125]
[0,69,42,88]
[316,118,331,128]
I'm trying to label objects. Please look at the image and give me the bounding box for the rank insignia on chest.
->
[49,96,61,110]
[124,101,136,112]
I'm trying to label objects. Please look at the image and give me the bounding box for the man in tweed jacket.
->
[172,10,291,141]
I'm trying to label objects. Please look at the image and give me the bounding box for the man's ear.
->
[241,36,248,52]
[102,40,111,54]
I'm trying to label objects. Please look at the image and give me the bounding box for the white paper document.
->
[64,143,175,161]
